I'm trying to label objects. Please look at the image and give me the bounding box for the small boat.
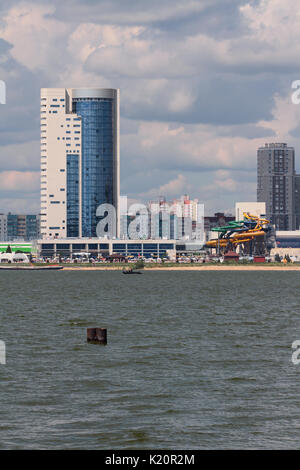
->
[122,268,143,275]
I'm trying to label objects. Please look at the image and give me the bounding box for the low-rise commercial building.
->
[275,230,300,248]
[37,238,204,259]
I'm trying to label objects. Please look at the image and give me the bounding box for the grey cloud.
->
[118,75,278,125]
[288,124,300,139]
[8,0,249,40]
[0,195,40,214]
[0,46,41,147]
[157,0,248,38]
[209,124,276,139]
[51,0,221,26]
[0,141,40,171]
[0,37,12,55]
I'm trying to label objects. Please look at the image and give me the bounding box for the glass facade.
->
[26,215,38,240]
[158,243,174,256]
[38,241,176,258]
[6,214,38,241]
[67,154,79,237]
[40,243,55,258]
[112,243,126,254]
[127,243,142,256]
[110,242,175,257]
[7,214,18,239]
[142,243,158,258]
[72,243,86,250]
[72,98,114,237]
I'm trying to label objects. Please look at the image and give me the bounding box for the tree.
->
[134,259,145,270]
[6,245,12,253]
[274,253,281,263]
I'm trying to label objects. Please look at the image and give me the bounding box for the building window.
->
[67,154,79,237]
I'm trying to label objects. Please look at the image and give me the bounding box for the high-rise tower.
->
[40,88,120,239]
[257,143,295,230]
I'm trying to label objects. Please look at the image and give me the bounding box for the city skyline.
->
[2,1,300,215]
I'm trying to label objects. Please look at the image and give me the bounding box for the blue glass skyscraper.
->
[40,88,120,240]
[72,89,119,237]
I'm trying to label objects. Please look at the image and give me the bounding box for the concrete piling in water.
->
[87,328,107,345]
[87,328,96,342]
[95,328,107,344]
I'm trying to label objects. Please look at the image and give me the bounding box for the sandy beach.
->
[62,265,300,271]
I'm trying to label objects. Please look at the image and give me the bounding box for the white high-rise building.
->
[147,195,202,240]
[40,88,120,239]
[235,202,266,221]
[119,195,129,239]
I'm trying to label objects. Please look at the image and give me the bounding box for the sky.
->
[1,0,300,215]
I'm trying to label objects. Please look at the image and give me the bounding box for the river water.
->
[0,270,300,449]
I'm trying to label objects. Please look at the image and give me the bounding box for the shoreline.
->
[61,265,300,271]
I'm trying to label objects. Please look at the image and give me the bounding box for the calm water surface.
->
[1,270,300,449]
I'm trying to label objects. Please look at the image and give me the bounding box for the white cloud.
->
[0,3,70,71]
[0,170,39,191]
[138,174,190,199]
[122,120,262,173]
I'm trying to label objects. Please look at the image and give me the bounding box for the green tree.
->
[274,253,281,263]
[134,259,145,270]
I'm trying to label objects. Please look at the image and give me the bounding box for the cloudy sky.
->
[1,0,300,215]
